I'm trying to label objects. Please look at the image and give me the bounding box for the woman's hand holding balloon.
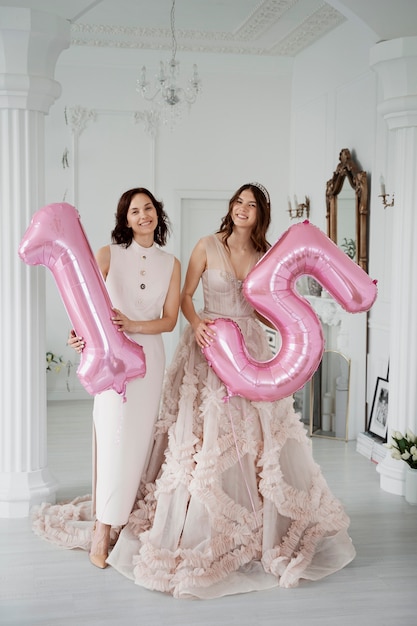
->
[68,329,85,354]
[192,318,216,349]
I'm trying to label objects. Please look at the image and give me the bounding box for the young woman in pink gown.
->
[106,182,356,598]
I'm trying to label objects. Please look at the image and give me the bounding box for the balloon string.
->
[224,394,260,529]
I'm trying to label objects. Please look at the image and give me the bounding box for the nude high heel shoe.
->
[89,521,111,569]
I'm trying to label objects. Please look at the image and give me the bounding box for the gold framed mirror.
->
[326,148,369,272]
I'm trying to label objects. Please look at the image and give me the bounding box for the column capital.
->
[370,36,417,129]
[0,7,70,112]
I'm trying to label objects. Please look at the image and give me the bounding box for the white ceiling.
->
[1,0,417,57]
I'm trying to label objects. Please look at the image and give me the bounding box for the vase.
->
[404,465,417,505]
[307,277,322,297]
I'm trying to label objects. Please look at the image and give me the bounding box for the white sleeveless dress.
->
[93,241,175,526]
[106,235,356,598]
[32,241,175,541]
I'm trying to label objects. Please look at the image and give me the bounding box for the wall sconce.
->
[287,195,310,220]
[379,176,394,208]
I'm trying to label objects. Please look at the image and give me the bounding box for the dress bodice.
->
[105,241,175,323]
[201,235,259,319]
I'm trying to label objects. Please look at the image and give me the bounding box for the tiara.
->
[249,182,270,205]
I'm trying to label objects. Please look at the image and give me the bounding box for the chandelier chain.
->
[170,0,177,62]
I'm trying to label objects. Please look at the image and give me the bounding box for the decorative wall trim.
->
[134,110,161,138]
[63,105,157,204]
[367,320,390,332]
[65,105,96,136]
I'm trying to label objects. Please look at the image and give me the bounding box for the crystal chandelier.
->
[137,0,201,129]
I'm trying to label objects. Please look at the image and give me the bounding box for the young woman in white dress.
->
[33,187,180,569]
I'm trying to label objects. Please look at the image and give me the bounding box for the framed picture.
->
[265,328,278,355]
[368,376,389,441]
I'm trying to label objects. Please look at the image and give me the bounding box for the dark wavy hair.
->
[216,183,271,253]
[111,187,171,247]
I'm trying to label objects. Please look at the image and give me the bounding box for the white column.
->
[0,8,70,517]
[370,37,417,495]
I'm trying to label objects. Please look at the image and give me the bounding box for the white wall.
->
[43,45,294,396]
[289,20,391,432]
[44,20,394,417]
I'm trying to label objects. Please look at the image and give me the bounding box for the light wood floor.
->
[0,400,416,626]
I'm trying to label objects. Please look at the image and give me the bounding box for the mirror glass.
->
[337,179,356,262]
[326,148,368,272]
[309,351,350,441]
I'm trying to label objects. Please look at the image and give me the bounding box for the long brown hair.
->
[111,187,171,247]
[216,183,271,253]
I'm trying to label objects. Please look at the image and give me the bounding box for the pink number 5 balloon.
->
[18,202,146,397]
[203,220,377,402]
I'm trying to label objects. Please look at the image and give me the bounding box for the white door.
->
[179,196,229,333]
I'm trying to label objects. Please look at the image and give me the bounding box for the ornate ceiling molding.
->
[70,1,345,57]
[233,0,298,39]
[271,4,346,56]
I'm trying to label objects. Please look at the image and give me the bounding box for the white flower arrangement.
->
[385,429,417,470]
[45,351,64,373]
[46,351,74,392]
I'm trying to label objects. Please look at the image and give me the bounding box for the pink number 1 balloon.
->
[18,202,146,397]
[203,220,377,402]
